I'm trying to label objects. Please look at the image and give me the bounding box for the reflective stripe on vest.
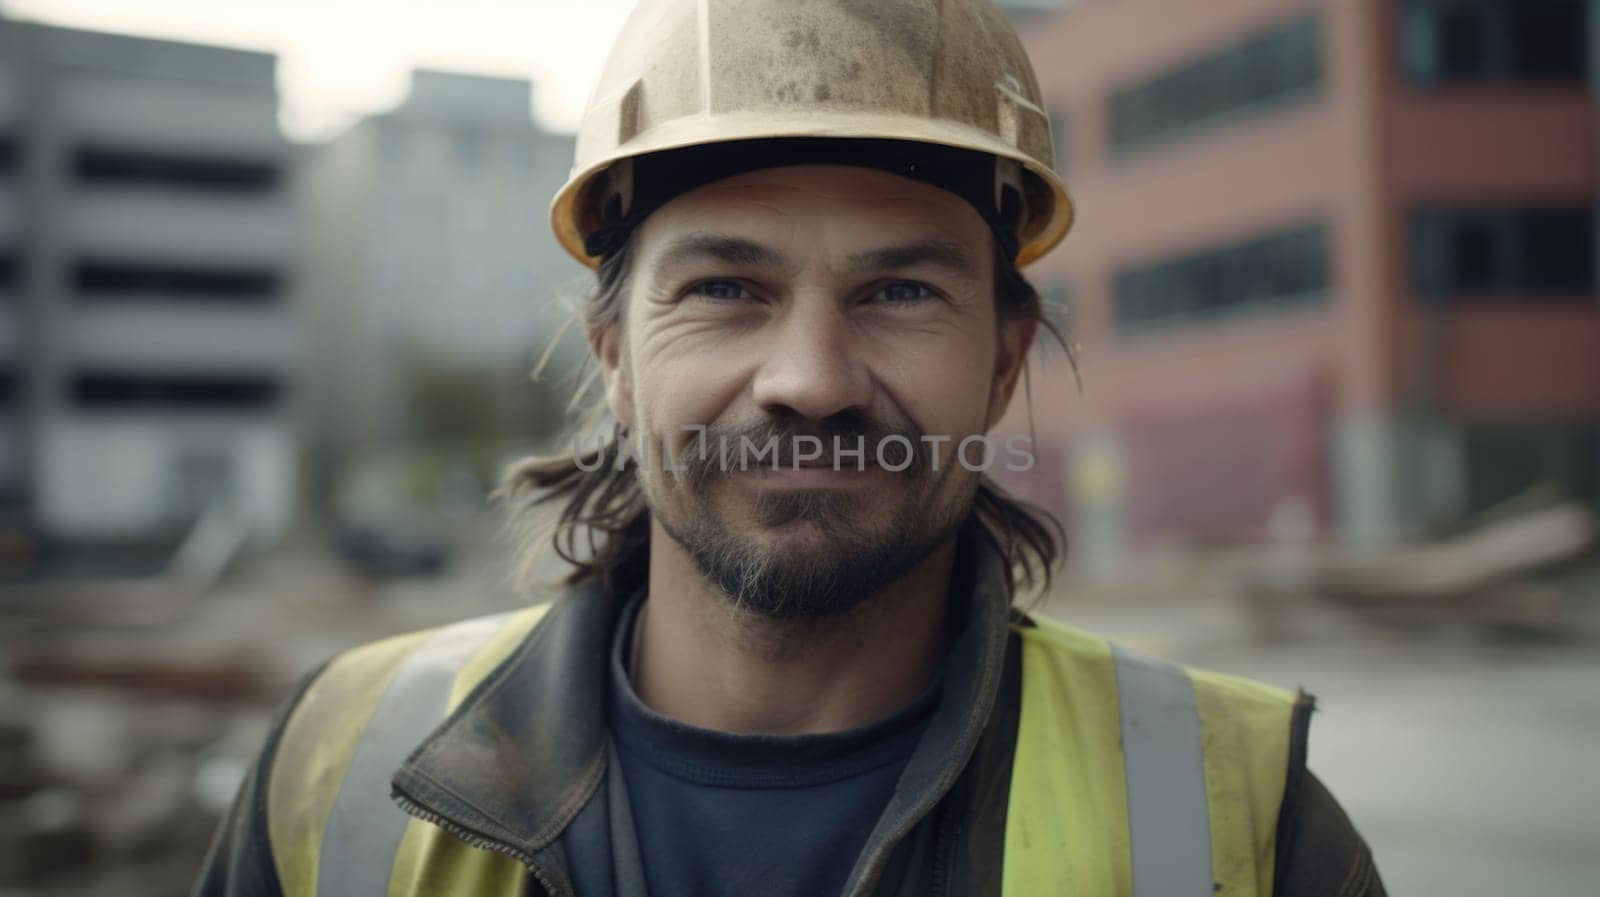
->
[316,613,510,897]
[1003,617,1294,896]
[1110,642,1213,897]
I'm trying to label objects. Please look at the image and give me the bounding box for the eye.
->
[873,281,938,305]
[687,279,752,301]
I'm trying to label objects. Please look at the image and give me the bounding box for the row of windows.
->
[71,373,282,412]
[0,371,282,412]
[0,141,280,192]
[73,147,280,193]
[0,257,284,302]
[0,257,282,303]
[1061,3,1589,170]
[1113,224,1330,335]
[1095,203,1593,338]
[1401,0,1588,85]
[1414,206,1595,298]
[73,261,281,303]
[1109,15,1322,158]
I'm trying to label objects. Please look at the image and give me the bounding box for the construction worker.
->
[195,1,1385,895]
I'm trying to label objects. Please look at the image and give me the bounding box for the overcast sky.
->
[2,0,638,141]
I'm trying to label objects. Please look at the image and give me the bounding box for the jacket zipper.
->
[392,789,571,897]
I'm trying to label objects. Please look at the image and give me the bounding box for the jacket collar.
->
[391,517,1015,897]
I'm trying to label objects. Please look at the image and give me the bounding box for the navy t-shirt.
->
[587,591,943,897]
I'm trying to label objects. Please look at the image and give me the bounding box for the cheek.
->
[876,329,998,439]
[630,328,749,435]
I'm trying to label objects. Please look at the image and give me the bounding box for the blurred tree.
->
[403,347,513,443]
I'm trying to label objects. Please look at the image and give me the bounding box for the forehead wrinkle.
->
[846,239,980,277]
[649,232,799,281]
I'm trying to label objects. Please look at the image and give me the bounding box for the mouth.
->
[748,464,879,487]
[766,458,881,472]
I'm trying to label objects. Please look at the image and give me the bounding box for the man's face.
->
[594,164,1034,619]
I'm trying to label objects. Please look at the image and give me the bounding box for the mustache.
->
[678,410,930,480]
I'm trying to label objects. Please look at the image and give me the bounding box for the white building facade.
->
[301,69,583,504]
[1,21,299,546]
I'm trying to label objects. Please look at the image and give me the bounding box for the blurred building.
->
[300,69,583,510]
[998,0,1071,17]
[0,20,298,551]
[1016,0,1599,565]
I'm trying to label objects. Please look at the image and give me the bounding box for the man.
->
[197,1,1385,895]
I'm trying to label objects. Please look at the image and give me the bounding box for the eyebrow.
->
[847,239,978,277]
[648,233,980,281]
[651,234,795,280]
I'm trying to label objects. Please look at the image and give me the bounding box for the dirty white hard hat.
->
[550,0,1074,269]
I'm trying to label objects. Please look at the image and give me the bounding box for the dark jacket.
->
[195,527,1385,897]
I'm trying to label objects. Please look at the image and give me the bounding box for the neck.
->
[633,518,956,735]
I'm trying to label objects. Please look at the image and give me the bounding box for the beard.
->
[640,409,976,621]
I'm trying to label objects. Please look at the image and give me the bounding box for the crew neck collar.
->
[606,590,945,788]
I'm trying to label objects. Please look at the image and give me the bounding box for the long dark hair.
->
[499,235,1076,603]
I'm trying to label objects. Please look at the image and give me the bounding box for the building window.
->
[0,254,18,294]
[70,373,282,412]
[72,260,281,304]
[0,370,17,407]
[72,147,280,193]
[1401,0,1588,85]
[0,137,18,175]
[1413,206,1595,299]
[1113,223,1330,335]
[1110,14,1321,157]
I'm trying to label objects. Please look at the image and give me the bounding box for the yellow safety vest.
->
[264,605,1296,897]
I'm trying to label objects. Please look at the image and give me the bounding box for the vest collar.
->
[390,517,1015,897]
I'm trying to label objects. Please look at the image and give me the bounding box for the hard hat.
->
[550,0,1074,270]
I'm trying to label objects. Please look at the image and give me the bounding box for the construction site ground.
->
[3,516,1597,896]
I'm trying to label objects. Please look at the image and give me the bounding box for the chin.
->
[748,518,854,557]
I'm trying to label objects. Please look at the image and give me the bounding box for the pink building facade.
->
[999,0,1599,566]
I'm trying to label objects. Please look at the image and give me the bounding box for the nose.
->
[750,293,874,421]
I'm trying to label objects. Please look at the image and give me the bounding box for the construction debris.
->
[11,654,274,705]
[1225,500,1599,640]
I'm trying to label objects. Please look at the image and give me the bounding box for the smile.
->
[749,465,880,487]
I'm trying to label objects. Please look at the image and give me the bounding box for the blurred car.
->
[334,518,449,579]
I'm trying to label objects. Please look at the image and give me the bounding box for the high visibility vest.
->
[265,606,1296,897]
